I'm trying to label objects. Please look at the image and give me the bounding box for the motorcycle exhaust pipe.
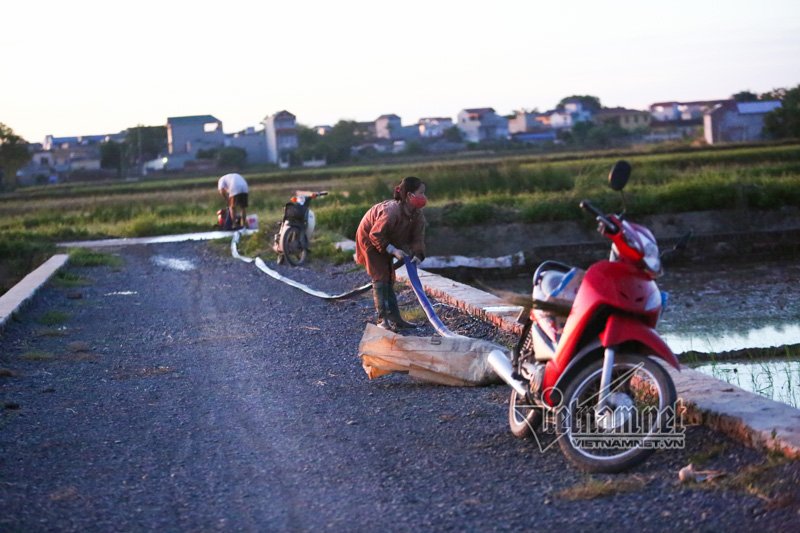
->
[487,350,528,397]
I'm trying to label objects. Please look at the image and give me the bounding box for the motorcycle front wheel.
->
[281,226,308,266]
[556,353,677,473]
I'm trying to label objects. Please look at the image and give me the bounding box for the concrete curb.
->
[396,266,800,459]
[0,254,70,331]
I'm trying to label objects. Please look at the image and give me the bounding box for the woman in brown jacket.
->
[356,176,427,330]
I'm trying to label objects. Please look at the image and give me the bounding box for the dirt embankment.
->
[427,208,800,266]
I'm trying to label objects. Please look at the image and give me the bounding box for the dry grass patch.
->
[718,456,799,509]
[556,475,649,501]
[66,341,91,352]
[20,350,56,361]
[688,442,730,467]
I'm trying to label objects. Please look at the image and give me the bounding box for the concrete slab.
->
[0,254,70,330]
[399,265,800,459]
[668,366,800,458]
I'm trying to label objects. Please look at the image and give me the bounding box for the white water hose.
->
[231,230,457,336]
[230,230,372,300]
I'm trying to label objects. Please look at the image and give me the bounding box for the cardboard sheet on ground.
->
[358,324,506,386]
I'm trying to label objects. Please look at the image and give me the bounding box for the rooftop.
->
[167,115,221,125]
[737,100,782,114]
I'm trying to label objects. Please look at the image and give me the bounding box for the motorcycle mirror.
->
[608,160,631,191]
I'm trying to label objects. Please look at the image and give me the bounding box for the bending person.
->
[356,176,427,331]
[217,172,249,229]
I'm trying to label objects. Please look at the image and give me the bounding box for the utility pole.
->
[137,125,143,176]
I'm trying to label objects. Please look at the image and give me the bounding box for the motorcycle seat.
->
[532,267,584,316]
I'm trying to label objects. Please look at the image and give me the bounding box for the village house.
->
[508,110,548,134]
[649,100,730,122]
[225,127,269,165]
[704,100,782,144]
[262,110,299,167]
[418,117,453,138]
[353,121,376,139]
[457,108,509,143]
[592,107,652,131]
[373,114,420,142]
[17,132,125,184]
[548,99,593,130]
[166,115,225,156]
[375,114,401,139]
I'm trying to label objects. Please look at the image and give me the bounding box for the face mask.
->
[408,193,427,210]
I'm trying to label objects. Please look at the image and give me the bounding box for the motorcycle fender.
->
[546,340,604,407]
[600,314,680,370]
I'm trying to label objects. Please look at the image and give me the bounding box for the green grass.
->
[37,311,70,326]
[68,249,123,268]
[308,231,359,265]
[50,271,89,288]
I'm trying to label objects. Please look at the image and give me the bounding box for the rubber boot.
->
[372,282,396,331]
[386,283,419,329]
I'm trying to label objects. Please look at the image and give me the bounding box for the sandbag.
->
[358,324,506,386]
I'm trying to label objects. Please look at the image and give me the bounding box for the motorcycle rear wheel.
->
[282,226,308,266]
[556,353,677,473]
[508,389,542,438]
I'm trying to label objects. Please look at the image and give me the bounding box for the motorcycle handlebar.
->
[580,199,619,234]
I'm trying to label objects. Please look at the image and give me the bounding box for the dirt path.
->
[1,241,798,531]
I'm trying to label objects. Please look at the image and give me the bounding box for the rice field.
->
[2,142,799,293]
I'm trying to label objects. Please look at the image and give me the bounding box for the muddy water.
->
[656,260,800,354]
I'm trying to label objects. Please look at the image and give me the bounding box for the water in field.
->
[690,358,800,408]
[661,323,800,355]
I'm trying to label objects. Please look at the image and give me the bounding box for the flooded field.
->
[691,359,800,408]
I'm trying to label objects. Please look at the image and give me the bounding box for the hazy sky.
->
[3,0,799,143]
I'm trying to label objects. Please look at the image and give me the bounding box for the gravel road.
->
[1,241,798,531]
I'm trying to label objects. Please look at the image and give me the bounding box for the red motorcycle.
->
[488,161,680,473]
